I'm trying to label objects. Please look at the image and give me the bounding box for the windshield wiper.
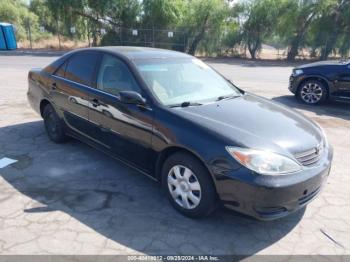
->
[216,94,240,101]
[169,101,203,108]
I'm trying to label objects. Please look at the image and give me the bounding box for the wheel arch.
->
[155,146,217,189]
[39,99,51,117]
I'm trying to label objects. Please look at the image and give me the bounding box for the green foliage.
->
[142,0,184,28]
[277,0,327,60]
[0,0,49,41]
[306,0,350,59]
[180,0,229,55]
[221,22,242,52]
[2,0,350,59]
[240,0,283,59]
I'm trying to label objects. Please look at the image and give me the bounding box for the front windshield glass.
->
[134,58,241,106]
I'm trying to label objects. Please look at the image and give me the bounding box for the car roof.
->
[74,46,191,61]
[44,46,192,75]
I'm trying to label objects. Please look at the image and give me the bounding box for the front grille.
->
[295,143,323,166]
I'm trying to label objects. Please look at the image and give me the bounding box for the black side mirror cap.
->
[119,91,146,105]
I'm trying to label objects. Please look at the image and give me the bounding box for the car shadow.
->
[0,120,305,255]
[272,95,350,122]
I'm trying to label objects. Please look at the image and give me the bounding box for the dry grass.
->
[16,38,343,61]
[17,37,89,50]
[252,45,342,60]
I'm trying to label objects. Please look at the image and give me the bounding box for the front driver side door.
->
[88,53,155,173]
[335,64,350,97]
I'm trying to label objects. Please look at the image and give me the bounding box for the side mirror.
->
[119,91,146,105]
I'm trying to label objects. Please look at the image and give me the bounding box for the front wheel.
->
[297,80,328,105]
[162,152,217,218]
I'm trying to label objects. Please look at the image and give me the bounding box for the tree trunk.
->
[248,45,257,59]
[188,34,204,55]
[287,12,316,61]
[188,13,210,55]
[287,37,301,61]
[247,39,259,59]
[320,1,349,59]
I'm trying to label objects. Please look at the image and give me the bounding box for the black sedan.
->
[289,60,350,104]
[27,47,333,220]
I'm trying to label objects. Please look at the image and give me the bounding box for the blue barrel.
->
[0,26,6,50]
[0,23,17,50]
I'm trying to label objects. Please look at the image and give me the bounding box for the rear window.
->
[65,52,99,86]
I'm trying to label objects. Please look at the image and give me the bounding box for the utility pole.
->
[56,19,61,50]
[152,24,155,47]
[27,18,32,49]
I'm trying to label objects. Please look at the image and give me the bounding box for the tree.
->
[0,0,43,41]
[337,3,350,58]
[241,0,282,59]
[42,0,140,46]
[277,0,327,60]
[319,0,350,59]
[142,0,184,29]
[181,0,229,55]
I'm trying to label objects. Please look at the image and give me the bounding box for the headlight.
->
[293,69,303,76]
[226,147,302,175]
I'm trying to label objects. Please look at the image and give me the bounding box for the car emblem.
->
[315,147,320,155]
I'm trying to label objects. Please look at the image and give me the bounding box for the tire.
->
[161,152,217,218]
[43,103,68,143]
[297,80,328,105]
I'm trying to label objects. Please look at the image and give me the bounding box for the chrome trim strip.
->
[297,153,319,162]
[295,148,317,158]
[52,75,121,100]
[302,157,320,166]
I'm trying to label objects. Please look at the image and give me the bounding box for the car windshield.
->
[134,58,241,106]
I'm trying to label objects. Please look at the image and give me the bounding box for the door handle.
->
[51,82,57,90]
[91,98,100,107]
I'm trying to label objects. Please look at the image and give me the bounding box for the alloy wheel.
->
[300,82,323,104]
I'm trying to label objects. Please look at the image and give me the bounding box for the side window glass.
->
[96,54,140,96]
[54,61,67,78]
[65,52,99,86]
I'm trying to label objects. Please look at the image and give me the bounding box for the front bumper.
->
[216,147,333,220]
[288,74,303,94]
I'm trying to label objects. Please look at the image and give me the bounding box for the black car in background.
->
[27,47,332,220]
[289,60,350,104]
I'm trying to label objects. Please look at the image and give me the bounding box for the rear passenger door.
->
[51,51,100,139]
[88,53,155,172]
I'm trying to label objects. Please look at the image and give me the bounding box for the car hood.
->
[297,60,346,69]
[176,94,323,157]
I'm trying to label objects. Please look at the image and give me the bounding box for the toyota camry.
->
[27,47,333,220]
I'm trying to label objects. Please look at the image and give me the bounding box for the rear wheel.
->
[162,152,217,218]
[297,80,327,105]
[43,104,68,143]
